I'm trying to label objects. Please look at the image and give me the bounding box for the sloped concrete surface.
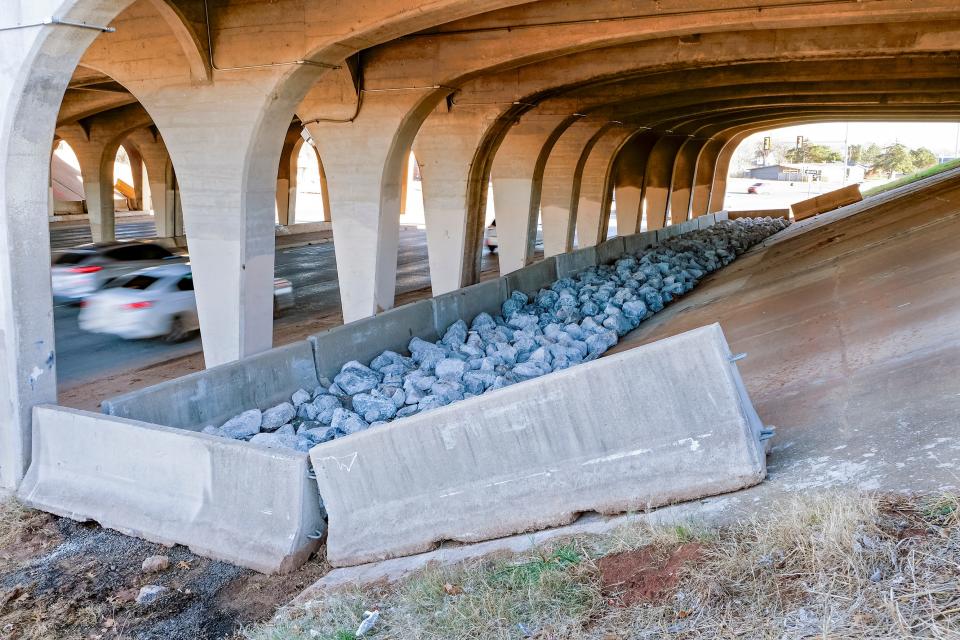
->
[310,323,767,567]
[613,168,960,499]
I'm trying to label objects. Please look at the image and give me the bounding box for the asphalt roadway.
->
[52,222,496,386]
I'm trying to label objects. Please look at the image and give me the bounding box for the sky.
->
[742,121,960,158]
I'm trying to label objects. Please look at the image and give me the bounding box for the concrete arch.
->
[142,0,210,82]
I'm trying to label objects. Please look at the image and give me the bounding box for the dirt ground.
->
[0,501,327,640]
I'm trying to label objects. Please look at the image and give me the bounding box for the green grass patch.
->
[248,493,960,639]
[862,158,960,197]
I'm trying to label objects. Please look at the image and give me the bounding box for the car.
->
[51,241,184,301]
[747,182,764,194]
[484,220,498,252]
[79,263,297,342]
[483,219,544,253]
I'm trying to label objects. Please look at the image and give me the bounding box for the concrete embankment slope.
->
[612,167,960,500]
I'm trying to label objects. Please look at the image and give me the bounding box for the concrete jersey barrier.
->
[101,340,320,431]
[310,323,767,567]
[59,214,729,573]
[18,405,323,574]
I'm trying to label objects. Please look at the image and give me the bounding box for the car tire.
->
[164,315,190,343]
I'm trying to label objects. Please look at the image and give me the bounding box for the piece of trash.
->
[870,568,882,582]
[356,610,380,636]
[443,582,463,596]
[517,622,536,637]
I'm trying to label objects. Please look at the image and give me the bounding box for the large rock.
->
[261,402,296,431]
[249,432,301,450]
[220,409,262,440]
[334,361,381,395]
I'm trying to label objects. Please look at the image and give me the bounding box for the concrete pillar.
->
[305,88,449,321]
[128,130,174,238]
[126,144,144,211]
[0,2,93,488]
[414,106,500,294]
[68,141,116,242]
[611,133,657,235]
[143,88,318,367]
[317,149,331,222]
[641,136,685,231]
[490,114,576,274]
[540,120,607,256]
[709,135,747,213]
[399,151,410,217]
[668,138,708,225]
[575,126,634,248]
[276,127,302,227]
[690,139,724,217]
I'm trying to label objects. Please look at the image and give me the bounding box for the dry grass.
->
[248,492,960,640]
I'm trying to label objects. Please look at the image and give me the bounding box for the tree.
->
[910,147,937,170]
[848,142,882,166]
[876,143,915,178]
[784,143,842,163]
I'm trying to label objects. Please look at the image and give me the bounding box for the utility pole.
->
[842,123,850,186]
[955,122,959,160]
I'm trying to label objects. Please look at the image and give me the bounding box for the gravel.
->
[206,218,788,451]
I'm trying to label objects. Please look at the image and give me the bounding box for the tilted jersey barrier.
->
[311,323,766,567]
[16,212,775,573]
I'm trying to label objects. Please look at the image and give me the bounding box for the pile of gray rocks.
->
[202,217,788,452]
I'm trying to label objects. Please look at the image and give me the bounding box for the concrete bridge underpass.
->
[2,0,960,490]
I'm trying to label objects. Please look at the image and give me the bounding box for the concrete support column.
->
[305,89,447,321]
[399,151,410,217]
[611,133,657,235]
[142,77,323,367]
[152,162,176,239]
[317,149,331,222]
[641,136,685,231]
[668,138,708,224]
[709,134,748,213]
[68,141,116,242]
[690,139,724,217]
[0,7,89,488]
[276,127,302,227]
[575,126,634,248]
[414,106,500,293]
[540,120,606,256]
[129,131,174,238]
[490,114,576,274]
[126,144,144,211]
